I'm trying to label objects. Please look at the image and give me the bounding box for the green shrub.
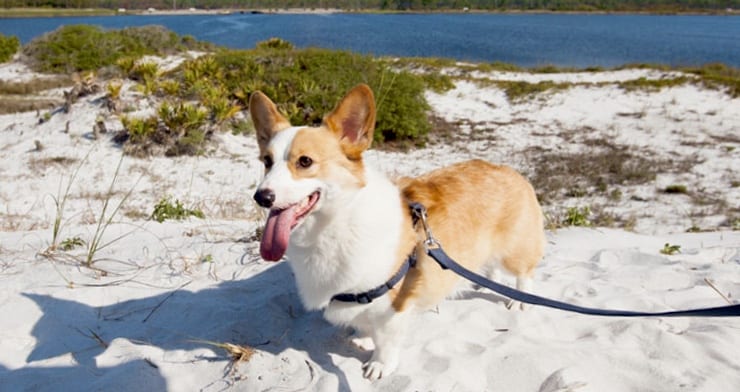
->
[199,43,431,144]
[255,37,295,50]
[0,33,20,63]
[113,37,432,151]
[562,206,591,227]
[120,115,158,143]
[23,25,211,73]
[129,61,160,82]
[119,102,210,156]
[151,197,205,223]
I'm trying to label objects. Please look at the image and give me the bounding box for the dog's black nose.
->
[254,189,275,208]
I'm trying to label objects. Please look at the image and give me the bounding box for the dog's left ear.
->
[324,84,376,160]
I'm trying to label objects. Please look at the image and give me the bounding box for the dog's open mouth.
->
[260,191,321,262]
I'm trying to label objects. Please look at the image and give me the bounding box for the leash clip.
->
[410,202,441,250]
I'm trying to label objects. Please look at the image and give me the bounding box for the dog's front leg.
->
[362,310,409,380]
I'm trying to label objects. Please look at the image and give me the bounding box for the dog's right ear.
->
[249,91,291,154]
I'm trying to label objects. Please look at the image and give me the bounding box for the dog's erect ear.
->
[249,91,291,153]
[324,84,376,160]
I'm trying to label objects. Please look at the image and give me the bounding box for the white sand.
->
[0,60,738,391]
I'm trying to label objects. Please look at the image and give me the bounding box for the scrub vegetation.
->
[0,33,20,63]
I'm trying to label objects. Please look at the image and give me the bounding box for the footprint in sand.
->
[423,340,486,372]
[538,367,588,392]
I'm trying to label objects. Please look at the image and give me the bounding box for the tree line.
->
[2,0,738,11]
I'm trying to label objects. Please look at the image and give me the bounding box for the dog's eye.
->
[263,155,273,169]
[297,156,313,169]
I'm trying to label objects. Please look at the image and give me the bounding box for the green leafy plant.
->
[660,243,681,255]
[129,61,160,82]
[159,79,181,96]
[59,236,85,251]
[116,56,137,75]
[562,206,591,227]
[201,254,214,263]
[120,115,159,143]
[151,197,205,223]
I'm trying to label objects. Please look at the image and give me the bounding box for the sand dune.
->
[0,59,738,391]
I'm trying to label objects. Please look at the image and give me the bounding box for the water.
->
[1,13,739,67]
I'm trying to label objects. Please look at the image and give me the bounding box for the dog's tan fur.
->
[392,161,545,311]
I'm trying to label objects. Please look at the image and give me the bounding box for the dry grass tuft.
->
[0,76,73,95]
[28,156,78,174]
[191,339,255,362]
[527,139,697,204]
[0,76,72,114]
[0,97,62,114]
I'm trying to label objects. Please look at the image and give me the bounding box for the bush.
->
[201,44,430,144]
[0,34,20,63]
[112,37,433,153]
[118,102,210,156]
[255,37,294,50]
[23,25,211,73]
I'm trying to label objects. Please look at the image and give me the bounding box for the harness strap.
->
[411,202,740,317]
[331,254,416,304]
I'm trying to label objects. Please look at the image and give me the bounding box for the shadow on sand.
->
[1,262,364,391]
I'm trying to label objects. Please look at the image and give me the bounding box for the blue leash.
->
[411,203,740,317]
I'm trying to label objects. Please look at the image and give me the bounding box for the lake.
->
[1,13,739,67]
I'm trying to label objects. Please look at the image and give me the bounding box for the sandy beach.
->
[0,56,738,391]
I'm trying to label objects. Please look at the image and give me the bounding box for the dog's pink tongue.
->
[260,206,298,262]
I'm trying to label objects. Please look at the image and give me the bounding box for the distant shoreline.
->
[0,7,737,18]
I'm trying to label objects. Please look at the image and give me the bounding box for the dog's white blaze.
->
[259,126,322,209]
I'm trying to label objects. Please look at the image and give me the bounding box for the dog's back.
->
[393,159,545,311]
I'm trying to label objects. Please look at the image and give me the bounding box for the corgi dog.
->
[249,84,545,380]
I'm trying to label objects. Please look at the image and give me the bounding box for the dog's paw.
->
[351,336,375,351]
[362,353,399,380]
[362,360,388,380]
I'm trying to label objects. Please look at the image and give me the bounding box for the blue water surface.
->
[1,13,738,67]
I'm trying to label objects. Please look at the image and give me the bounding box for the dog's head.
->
[249,84,376,261]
